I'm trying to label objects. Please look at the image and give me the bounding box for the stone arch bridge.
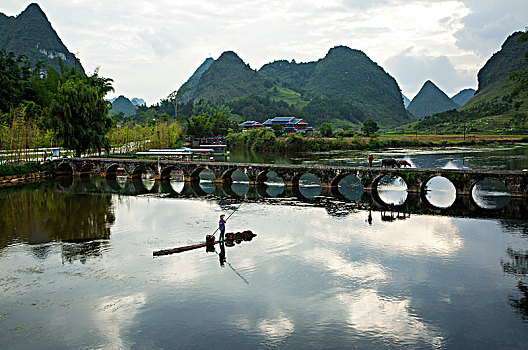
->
[55,158,528,198]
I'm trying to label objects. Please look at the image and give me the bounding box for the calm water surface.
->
[1,177,528,349]
[230,145,528,170]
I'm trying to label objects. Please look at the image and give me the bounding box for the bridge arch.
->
[293,172,322,198]
[420,175,457,209]
[129,164,146,178]
[372,173,408,206]
[221,167,249,183]
[102,163,121,179]
[190,166,211,182]
[469,177,511,210]
[56,161,74,175]
[333,173,364,201]
[77,162,95,176]
[160,165,186,180]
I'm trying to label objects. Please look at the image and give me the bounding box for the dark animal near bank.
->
[398,160,411,168]
[381,158,398,168]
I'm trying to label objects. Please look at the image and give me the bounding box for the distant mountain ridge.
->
[110,96,137,117]
[131,98,145,107]
[464,31,528,109]
[181,46,413,128]
[402,94,411,108]
[407,80,460,119]
[451,88,475,107]
[397,30,528,134]
[0,3,84,74]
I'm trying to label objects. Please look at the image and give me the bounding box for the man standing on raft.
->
[219,214,226,242]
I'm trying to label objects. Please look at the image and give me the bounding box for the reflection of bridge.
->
[56,158,528,197]
[52,177,528,222]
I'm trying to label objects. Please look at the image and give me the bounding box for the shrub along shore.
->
[0,162,56,186]
[226,129,525,153]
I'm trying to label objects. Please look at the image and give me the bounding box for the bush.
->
[0,162,55,177]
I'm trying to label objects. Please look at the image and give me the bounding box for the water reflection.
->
[376,175,408,206]
[471,179,511,210]
[30,177,528,222]
[1,180,528,349]
[298,173,322,199]
[338,290,444,347]
[0,184,114,250]
[338,175,364,201]
[424,176,457,208]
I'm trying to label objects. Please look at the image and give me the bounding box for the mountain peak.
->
[217,51,244,63]
[407,80,459,119]
[19,3,47,19]
[0,3,85,75]
[326,45,364,58]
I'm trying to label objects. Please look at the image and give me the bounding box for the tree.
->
[272,124,284,137]
[362,118,379,136]
[168,87,190,118]
[47,74,114,157]
[319,122,333,137]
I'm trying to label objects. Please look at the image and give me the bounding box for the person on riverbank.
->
[219,214,226,242]
[368,154,373,168]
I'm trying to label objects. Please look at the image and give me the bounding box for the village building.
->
[240,117,313,134]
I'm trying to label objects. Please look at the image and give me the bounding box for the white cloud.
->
[1,0,526,104]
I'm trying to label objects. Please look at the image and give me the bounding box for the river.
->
[1,147,528,349]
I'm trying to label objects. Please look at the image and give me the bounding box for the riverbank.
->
[226,130,526,153]
[0,162,55,187]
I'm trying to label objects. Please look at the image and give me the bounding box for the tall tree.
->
[362,118,379,136]
[47,73,114,157]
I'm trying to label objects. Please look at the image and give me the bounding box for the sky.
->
[2,1,527,105]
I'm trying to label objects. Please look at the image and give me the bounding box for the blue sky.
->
[2,0,527,104]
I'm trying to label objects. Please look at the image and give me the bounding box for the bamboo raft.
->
[153,230,256,257]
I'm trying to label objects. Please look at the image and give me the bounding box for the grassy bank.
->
[0,162,55,177]
[226,130,526,153]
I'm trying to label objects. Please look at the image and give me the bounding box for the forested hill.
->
[301,46,410,127]
[181,46,413,128]
[110,96,137,117]
[191,51,271,102]
[464,31,528,108]
[396,31,528,135]
[179,57,214,102]
[0,3,85,74]
[407,80,460,119]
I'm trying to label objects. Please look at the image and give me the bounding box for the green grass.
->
[268,86,310,109]
[0,162,55,177]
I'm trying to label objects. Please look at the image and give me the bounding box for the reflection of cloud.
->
[93,293,147,349]
[303,248,386,282]
[338,289,444,347]
[313,216,463,257]
[258,313,295,341]
[233,312,294,344]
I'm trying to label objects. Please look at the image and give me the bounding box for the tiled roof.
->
[272,117,295,123]
[239,121,262,127]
